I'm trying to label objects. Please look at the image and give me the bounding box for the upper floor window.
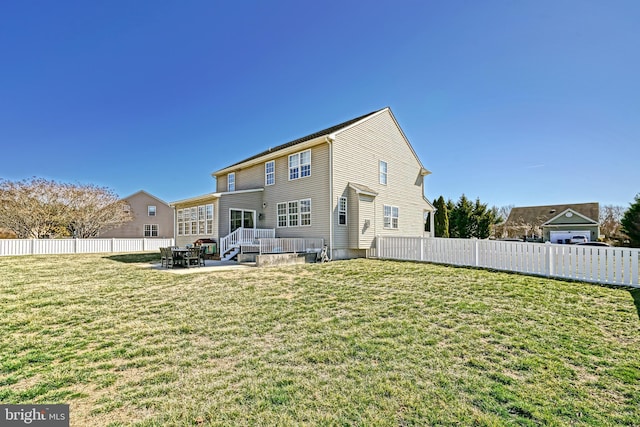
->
[379,160,388,185]
[265,160,275,186]
[123,204,131,212]
[289,150,311,180]
[144,224,158,237]
[148,205,156,216]
[228,172,235,192]
[384,205,398,229]
[338,197,347,226]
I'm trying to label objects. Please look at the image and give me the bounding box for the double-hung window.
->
[144,224,158,237]
[338,197,347,225]
[300,199,311,226]
[384,205,399,229]
[148,205,156,216]
[289,150,311,180]
[277,199,312,227]
[265,160,275,186]
[379,160,388,185]
[176,203,214,235]
[277,203,287,227]
[288,201,299,226]
[228,172,235,191]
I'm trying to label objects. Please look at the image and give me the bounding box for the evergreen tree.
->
[451,194,474,238]
[472,198,497,239]
[446,199,456,237]
[433,196,449,237]
[620,194,640,247]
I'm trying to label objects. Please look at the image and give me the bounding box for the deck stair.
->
[219,227,275,261]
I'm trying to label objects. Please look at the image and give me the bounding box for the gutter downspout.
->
[327,134,335,259]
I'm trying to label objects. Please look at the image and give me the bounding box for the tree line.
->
[432,194,499,239]
[0,178,132,239]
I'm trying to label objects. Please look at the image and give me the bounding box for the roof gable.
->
[122,190,170,206]
[543,208,598,225]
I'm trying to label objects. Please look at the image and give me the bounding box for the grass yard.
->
[1,253,639,426]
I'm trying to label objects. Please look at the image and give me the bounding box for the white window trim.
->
[288,149,311,181]
[384,204,399,229]
[228,172,235,192]
[379,160,388,185]
[148,205,156,216]
[276,202,287,228]
[176,204,214,236]
[265,160,275,186]
[144,224,158,237]
[276,198,312,227]
[300,198,311,227]
[338,197,347,226]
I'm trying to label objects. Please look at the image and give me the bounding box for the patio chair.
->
[161,247,175,268]
[184,247,201,268]
[160,247,168,267]
[197,246,206,266]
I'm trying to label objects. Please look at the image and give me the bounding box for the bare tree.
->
[0,178,132,238]
[600,205,626,243]
[65,183,133,238]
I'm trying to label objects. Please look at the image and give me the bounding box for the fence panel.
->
[376,236,639,288]
[0,238,175,256]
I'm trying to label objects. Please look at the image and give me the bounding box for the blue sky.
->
[1,1,638,209]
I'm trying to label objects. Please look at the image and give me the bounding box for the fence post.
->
[471,239,479,267]
[545,242,553,277]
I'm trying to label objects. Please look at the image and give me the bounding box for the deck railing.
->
[257,238,324,255]
[220,227,275,256]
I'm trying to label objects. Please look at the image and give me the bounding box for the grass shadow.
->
[630,288,640,321]
[104,253,160,264]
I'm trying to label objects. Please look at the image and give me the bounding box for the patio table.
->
[171,248,190,267]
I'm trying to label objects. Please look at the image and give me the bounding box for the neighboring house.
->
[503,202,600,243]
[99,190,174,239]
[170,107,435,259]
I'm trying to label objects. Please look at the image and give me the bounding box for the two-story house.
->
[99,190,174,239]
[170,107,434,259]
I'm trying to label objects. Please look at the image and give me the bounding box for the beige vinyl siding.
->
[216,163,264,193]
[217,191,263,237]
[346,187,375,249]
[332,110,430,249]
[261,143,331,240]
[100,191,174,239]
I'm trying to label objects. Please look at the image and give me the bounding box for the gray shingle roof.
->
[506,202,599,226]
[219,108,386,171]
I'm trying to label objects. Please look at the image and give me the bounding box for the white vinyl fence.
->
[376,236,640,288]
[0,238,175,257]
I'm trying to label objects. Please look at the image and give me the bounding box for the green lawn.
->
[1,253,639,426]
